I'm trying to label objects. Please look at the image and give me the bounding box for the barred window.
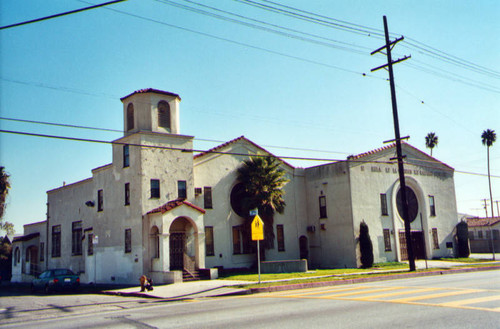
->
[150,179,160,199]
[88,233,94,256]
[380,194,388,216]
[125,183,130,206]
[383,229,391,251]
[432,228,439,249]
[40,242,45,262]
[52,225,61,257]
[232,226,241,254]
[72,221,83,256]
[319,196,327,218]
[123,145,130,168]
[429,196,436,216]
[205,226,215,256]
[178,180,187,199]
[97,189,104,212]
[125,228,132,253]
[277,224,285,251]
[204,186,213,209]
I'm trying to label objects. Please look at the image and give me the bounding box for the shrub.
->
[359,221,374,268]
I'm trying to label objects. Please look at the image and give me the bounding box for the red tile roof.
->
[193,136,294,168]
[120,88,181,101]
[347,142,454,170]
[147,199,206,215]
[467,217,500,227]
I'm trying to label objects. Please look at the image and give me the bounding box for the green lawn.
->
[219,262,409,282]
[436,257,493,263]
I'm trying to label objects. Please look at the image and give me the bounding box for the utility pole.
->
[482,199,489,218]
[371,16,415,271]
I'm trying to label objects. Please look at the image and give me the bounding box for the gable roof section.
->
[120,88,181,101]
[347,142,454,170]
[147,199,206,215]
[13,232,40,243]
[467,216,500,227]
[193,135,295,169]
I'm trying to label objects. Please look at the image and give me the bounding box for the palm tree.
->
[236,156,289,257]
[425,132,438,157]
[481,129,496,260]
[0,167,11,221]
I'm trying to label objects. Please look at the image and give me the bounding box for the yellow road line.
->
[391,290,479,302]
[286,285,375,297]
[360,288,438,299]
[440,295,500,307]
[320,287,403,298]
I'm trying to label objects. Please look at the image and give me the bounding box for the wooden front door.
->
[399,231,426,260]
[170,233,186,270]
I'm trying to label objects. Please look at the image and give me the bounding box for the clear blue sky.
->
[1,0,499,234]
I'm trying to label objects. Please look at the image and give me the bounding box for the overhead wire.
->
[1,129,497,178]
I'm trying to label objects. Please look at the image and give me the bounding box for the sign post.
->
[251,214,264,283]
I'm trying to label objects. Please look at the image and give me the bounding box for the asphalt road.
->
[1,269,499,328]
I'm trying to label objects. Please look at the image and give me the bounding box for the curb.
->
[247,265,500,294]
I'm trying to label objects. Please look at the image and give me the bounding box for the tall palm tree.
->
[0,167,11,221]
[482,129,496,260]
[236,156,289,257]
[425,132,438,157]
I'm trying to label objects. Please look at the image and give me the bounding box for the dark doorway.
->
[399,231,426,260]
[170,233,186,270]
[299,236,308,260]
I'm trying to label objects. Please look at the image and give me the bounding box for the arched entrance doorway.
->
[169,217,197,272]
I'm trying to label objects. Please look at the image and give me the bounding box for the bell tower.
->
[120,88,181,135]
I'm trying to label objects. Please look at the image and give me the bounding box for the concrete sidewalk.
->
[102,258,500,300]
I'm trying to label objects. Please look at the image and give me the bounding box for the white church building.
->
[12,88,460,284]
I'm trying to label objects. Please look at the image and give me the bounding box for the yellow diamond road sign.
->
[251,215,264,241]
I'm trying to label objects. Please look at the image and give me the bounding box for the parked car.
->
[31,269,80,293]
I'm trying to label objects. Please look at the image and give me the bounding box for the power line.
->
[0,0,127,30]
[0,116,351,155]
[1,128,497,178]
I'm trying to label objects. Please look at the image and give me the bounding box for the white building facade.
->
[12,89,461,284]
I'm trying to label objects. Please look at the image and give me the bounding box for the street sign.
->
[249,208,258,216]
[251,215,264,241]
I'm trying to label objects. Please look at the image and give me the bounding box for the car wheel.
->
[44,284,51,294]
[30,284,35,293]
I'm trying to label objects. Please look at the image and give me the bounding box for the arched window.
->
[127,103,134,131]
[150,226,160,259]
[157,101,171,130]
[14,247,20,265]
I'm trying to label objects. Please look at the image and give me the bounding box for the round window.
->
[230,183,252,218]
[396,186,419,223]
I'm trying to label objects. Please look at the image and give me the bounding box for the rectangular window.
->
[493,230,499,240]
[88,233,94,256]
[241,228,253,254]
[123,145,130,168]
[72,221,83,256]
[277,224,285,251]
[232,226,241,254]
[51,225,61,258]
[383,229,391,251]
[124,183,130,206]
[478,230,483,239]
[432,228,440,249]
[380,194,388,216]
[319,196,327,218]
[97,189,103,212]
[150,179,160,199]
[125,228,132,253]
[204,186,213,209]
[468,231,474,240]
[486,230,491,240]
[429,196,436,216]
[205,226,215,256]
[40,242,45,262]
[178,180,187,199]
